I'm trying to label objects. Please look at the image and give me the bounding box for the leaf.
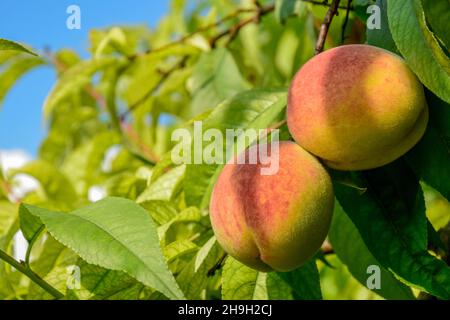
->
[406,91,450,201]
[43,57,119,119]
[176,238,224,299]
[28,236,79,299]
[157,207,203,245]
[275,260,322,300]
[332,160,450,299]
[422,0,450,49]
[366,0,399,54]
[0,56,44,106]
[67,259,144,300]
[140,200,178,226]
[0,201,18,239]
[188,48,251,117]
[19,204,44,243]
[163,240,199,264]
[275,0,305,24]
[222,257,269,300]
[11,160,78,209]
[22,197,185,299]
[0,210,19,299]
[387,0,450,103]
[222,257,322,300]
[329,201,416,300]
[94,27,127,58]
[195,236,216,272]
[183,88,287,207]
[0,38,37,56]
[61,131,121,195]
[27,235,143,300]
[137,165,186,202]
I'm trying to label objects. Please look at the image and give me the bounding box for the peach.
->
[287,44,428,171]
[209,141,334,272]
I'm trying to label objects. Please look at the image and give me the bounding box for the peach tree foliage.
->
[0,0,449,300]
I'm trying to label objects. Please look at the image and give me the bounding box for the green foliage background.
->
[0,0,449,300]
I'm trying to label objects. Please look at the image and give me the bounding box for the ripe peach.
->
[287,44,428,171]
[209,141,334,272]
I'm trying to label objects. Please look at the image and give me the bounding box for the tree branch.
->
[119,56,188,120]
[302,0,352,10]
[315,0,342,55]
[0,249,64,299]
[209,4,275,48]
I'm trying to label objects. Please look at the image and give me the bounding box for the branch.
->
[0,249,64,299]
[130,8,258,60]
[119,56,188,120]
[24,225,45,267]
[301,0,352,10]
[315,0,342,55]
[209,4,275,48]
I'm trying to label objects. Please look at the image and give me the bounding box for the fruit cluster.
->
[210,44,429,272]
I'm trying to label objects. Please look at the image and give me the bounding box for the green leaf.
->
[22,197,185,300]
[11,160,78,209]
[275,260,322,300]
[137,165,186,202]
[157,207,203,245]
[61,131,121,195]
[222,257,269,300]
[183,88,287,207]
[140,200,178,226]
[188,48,251,117]
[366,0,399,54]
[28,236,141,300]
[333,160,450,299]
[0,202,18,239]
[387,0,450,103]
[176,238,224,299]
[329,201,415,300]
[0,38,37,56]
[28,236,79,299]
[19,204,44,243]
[163,240,199,264]
[275,0,305,24]
[423,183,450,230]
[43,57,119,119]
[195,236,217,272]
[422,0,450,49]
[406,91,450,201]
[67,259,144,300]
[222,257,322,300]
[0,56,44,106]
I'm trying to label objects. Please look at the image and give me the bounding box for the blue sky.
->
[0,0,170,156]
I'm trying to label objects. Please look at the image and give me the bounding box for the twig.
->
[301,0,352,10]
[129,8,258,60]
[315,0,341,55]
[24,225,45,267]
[341,0,352,43]
[0,249,64,299]
[209,4,275,48]
[119,56,188,120]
